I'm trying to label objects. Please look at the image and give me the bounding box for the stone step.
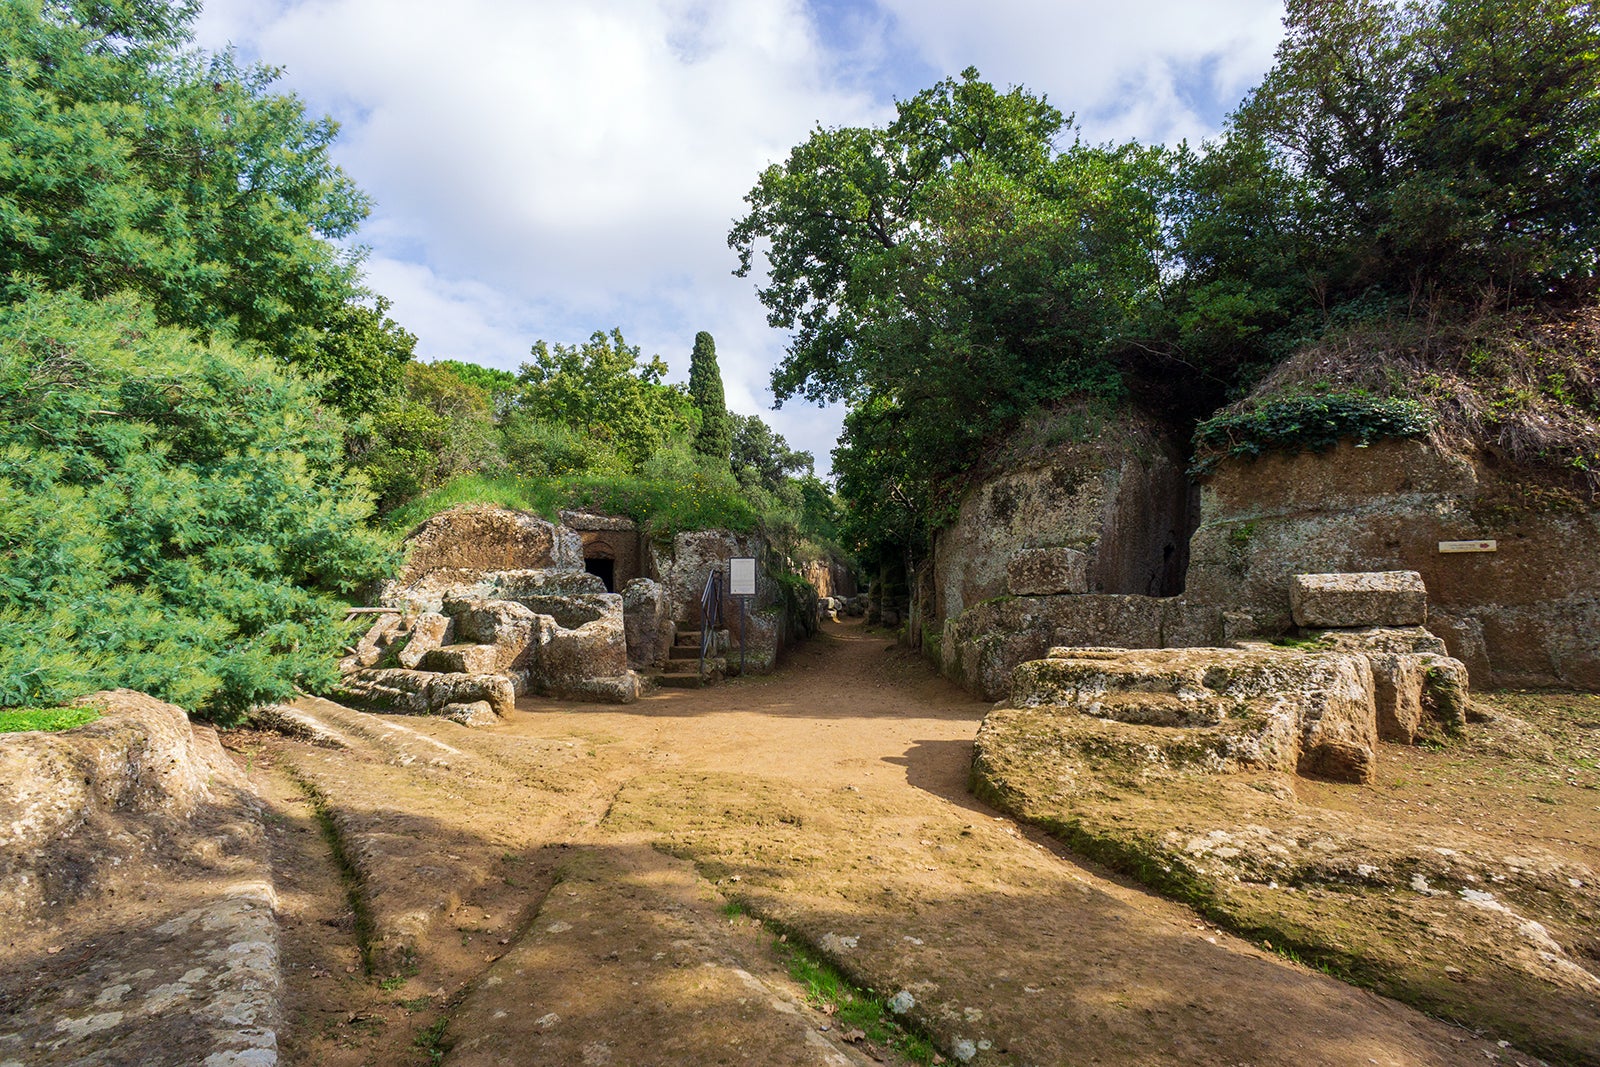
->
[667,643,743,661]
[659,657,725,675]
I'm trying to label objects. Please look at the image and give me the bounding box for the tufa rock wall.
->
[0,691,281,1066]
[393,503,584,585]
[1186,439,1600,688]
[932,410,1194,628]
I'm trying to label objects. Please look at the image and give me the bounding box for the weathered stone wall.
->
[395,504,583,585]
[560,510,643,591]
[1186,439,1600,688]
[647,529,773,627]
[645,529,813,673]
[932,411,1194,629]
[941,594,1223,701]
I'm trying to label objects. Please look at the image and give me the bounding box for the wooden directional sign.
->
[1438,539,1497,554]
[729,557,757,596]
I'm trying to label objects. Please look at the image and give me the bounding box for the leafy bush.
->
[353,362,505,511]
[1190,392,1433,473]
[499,412,623,477]
[0,289,396,720]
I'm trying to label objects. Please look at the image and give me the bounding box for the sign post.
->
[729,557,757,675]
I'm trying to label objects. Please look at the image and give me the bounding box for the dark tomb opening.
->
[585,557,615,592]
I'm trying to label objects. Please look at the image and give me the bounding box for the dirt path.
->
[253,621,1531,1066]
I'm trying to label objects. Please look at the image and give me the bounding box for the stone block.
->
[396,612,453,668]
[1160,598,1224,648]
[420,643,505,675]
[442,701,498,727]
[336,668,514,718]
[622,578,671,669]
[1306,626,1461,742]
[1006,547,1089,597]
[1418,653,1470,731]
[447,599,539,647]
[1290,571,1427,628]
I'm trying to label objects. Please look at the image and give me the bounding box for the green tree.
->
[1230,0,1600,298]
[300,297,417,417]
[731,69,1167,561]
[353,362,505,512]
[0,287,395,719]
[729,413,812,495]
[433,359,519,406]
[687,331,732,462]
[0,0,397,382]
[515,329,696,470]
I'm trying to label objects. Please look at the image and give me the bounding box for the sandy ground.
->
[233,620,1535,1067]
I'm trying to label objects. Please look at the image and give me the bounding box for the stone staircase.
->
[652,626,741,689]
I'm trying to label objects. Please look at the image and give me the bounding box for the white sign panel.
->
[1438,540,1497,554]
[729,557,757,597]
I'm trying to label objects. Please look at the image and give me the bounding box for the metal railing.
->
[698,567,724,678]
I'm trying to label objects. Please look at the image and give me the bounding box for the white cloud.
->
[196,0,874,468]
[876,0,1285,145]
[192,0,1285,475]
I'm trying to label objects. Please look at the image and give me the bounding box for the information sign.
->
[1438,540,1497,554]
[729,557,757,596]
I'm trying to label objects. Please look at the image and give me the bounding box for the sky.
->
[192,0,1287,478]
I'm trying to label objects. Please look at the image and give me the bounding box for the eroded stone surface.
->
[1005,547,1089,596]
[940,594,1223,701]
[932,407,1194,627]
[1307,627,1470,741]
[1187,438,1600,688]
[393,505,583,587]
[0,691,280,1066]
[1010,646,1380,783]
[335,668,515,717]
[621,578,672,670]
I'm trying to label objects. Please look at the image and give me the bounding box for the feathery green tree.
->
[0,287,396,719]
[0,0,406,406]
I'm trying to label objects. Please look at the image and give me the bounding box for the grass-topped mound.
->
[1192,301,1600,494]
[0,704,102,733]
[383,472,763,538]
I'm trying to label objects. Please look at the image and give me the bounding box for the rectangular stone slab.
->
[1006,547,1089,596]
[1290,570,1427,628]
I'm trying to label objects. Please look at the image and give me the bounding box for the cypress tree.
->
[688,331,732,461]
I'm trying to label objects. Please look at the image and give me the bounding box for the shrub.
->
[0,288,396,721]
[1190,392,1433,474]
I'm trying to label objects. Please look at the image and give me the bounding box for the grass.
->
[766,922,939,1064]
[413,1015,450,1065]
[282,762,378,976]
[383,472,762,537]
[0,704,103,733]
[716,897,937,1062]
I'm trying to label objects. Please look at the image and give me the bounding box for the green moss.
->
[0,704,103,733]
[765,919,939,1063]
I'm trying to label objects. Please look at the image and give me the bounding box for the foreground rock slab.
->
[0,691,280,1067]
[447,843,875,1067]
